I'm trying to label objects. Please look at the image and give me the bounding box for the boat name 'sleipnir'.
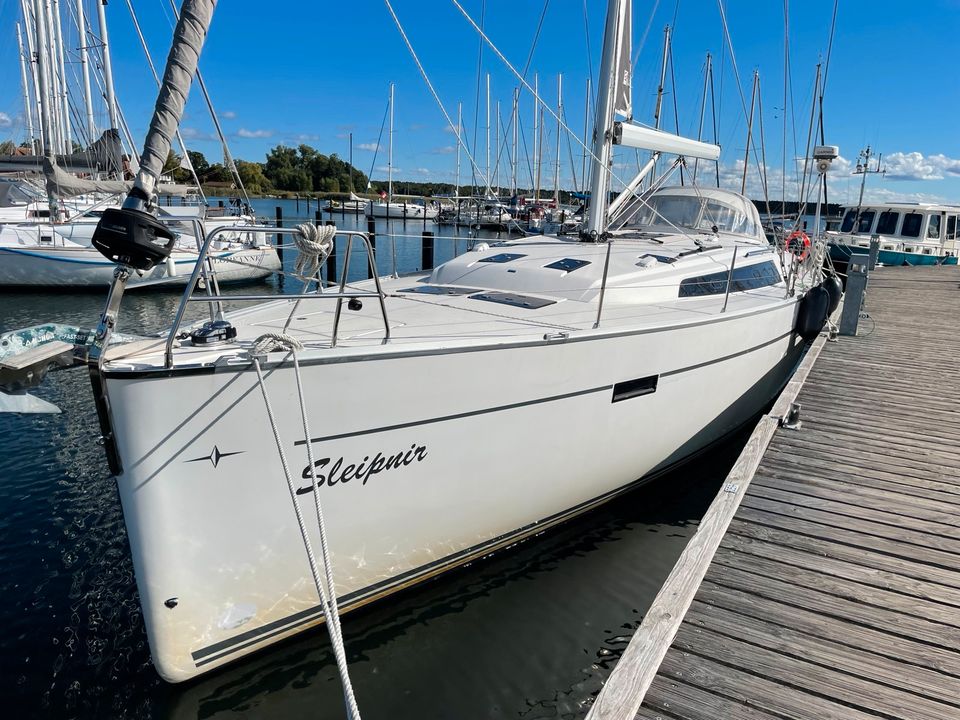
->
[298,444,428,492]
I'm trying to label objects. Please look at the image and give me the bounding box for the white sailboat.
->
[0,0,835,684]
[366,83,439,220]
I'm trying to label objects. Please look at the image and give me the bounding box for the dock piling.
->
[839,254,869,336]
[422,230,434,271]
[367,217,377,279]
[274,206,284,281]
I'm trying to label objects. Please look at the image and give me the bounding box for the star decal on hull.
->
[186,446,244,468]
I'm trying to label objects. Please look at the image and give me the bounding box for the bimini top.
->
[624,186,765,243]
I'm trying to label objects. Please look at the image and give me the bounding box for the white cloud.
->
[882,151,960,181]
[237,128,273,139]
[220,110,236,120]
[431,145,456,155]
[357,142,380,151]
[375,165,395,173]
[0,112,12,128]
[180,126,215,141]
[294,133,320,142]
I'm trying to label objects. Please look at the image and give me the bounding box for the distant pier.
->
[589,265,960,720]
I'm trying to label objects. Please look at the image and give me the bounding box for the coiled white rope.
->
[294,223,336,280]
[252,332,361,720]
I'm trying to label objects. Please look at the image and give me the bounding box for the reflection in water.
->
[0,199,743,718]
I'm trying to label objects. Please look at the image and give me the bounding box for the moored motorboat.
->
[826,202,960,266]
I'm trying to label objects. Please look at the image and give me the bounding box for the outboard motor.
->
[795,285,831,341]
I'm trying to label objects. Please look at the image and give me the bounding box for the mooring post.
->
[275,206,284,278]
[839,252,869,336]
[367,217,377,279]
[323,219,337,284]
[869,235,880,270]
[295,195,300,214]
[422,230,434,271]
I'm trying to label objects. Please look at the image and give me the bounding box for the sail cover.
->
[613,0,632,119]
[0,130,124,175]
[42,158,195,199]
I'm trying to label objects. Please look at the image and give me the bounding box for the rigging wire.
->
[470,0,486,190]
[382,0,498,202]
[366,96,391,190]
[715,0,772,211]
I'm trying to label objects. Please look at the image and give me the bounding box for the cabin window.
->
[901,213,922,238]
[875,211,899,235]
[947,215,957,241]
[927,215,942,240]
[840,210,857,232]
[856,211,875,233]
[678,261,782,298]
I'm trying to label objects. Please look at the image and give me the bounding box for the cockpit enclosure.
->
[620,187,766,243]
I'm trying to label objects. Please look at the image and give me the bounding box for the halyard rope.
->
[252,332,361,720]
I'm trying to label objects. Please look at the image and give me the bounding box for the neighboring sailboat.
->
[366,83,439,220]
[0,0,835,683]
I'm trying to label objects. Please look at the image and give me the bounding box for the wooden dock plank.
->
[581,266,960,720]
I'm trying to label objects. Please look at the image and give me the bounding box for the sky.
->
[2,0,960,206]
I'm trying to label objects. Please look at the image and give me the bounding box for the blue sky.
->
[2,0,960,205]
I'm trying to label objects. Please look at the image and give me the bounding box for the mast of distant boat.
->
[388,82,394,206]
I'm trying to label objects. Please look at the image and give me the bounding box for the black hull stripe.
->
[190,330,802,667]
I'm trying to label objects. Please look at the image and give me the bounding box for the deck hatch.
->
[612,375,659,402]
[469,291,556,309]
[478,253,526,264]
[544,258,591,272]
[639,253,677,264]
[399,285,482,296]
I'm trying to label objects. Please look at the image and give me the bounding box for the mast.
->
[692,52,710,184]
[77,0,97,143]
[653,25,670,131]
[485,73,490,195]
[96,0,119,133]
[32,0,58,218]
[536,106,544,200]
[495,99,500,194]
[581,77,590,193]
[582,0,630,240]
[348,132,354,193]
[455,101,462,198]
[22,0,45,152]
[740,70,758,195]
[51,0,73,152]
[532,73,538,199]
[16,23,37,153]
[554,74,563,202]
[387,81,394,204]
[511,88,518,196]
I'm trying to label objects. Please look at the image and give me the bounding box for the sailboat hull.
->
[0,244,280,288]
[103,301,802,681]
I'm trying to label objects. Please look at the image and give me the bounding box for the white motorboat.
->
[366,198,439,219]
[0,0,837,686]
[826,202,960,266]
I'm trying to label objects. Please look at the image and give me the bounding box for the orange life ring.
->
[786,230,811,261]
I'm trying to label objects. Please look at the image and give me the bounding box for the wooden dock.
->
[588,265,960,720]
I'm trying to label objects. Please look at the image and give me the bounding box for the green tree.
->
[235,160,272,194]
[186,150,210,178]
